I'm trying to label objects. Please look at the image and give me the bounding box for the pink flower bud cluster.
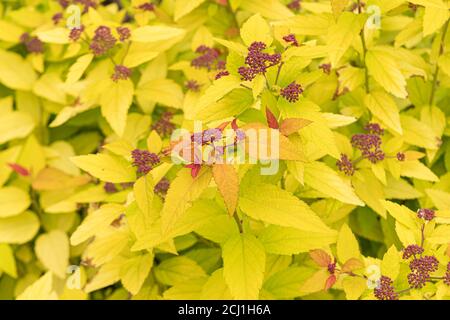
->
[402,244,424,259]
[185,80,200,92]
[351,133,385,164]
[287,0,301,11]
[131,149,160,174]
[152,112,176,137]
[69,26,85,41]
[238,42,281,81]
[20,33,44,54]
[215,70,230,80]
[319,63,332,75]
[280,81,303,103]
[191,45,223,71]
[364,123,384,136]
[154,177,170,198]
[374,276,398,300]
[336,154,355,176]
[117,27,131,42]
[403,247,439,289]
[417,208,435,221]
[138,2,155,11]
[90,26,117,56]
[282,34,299,47]
[112,65,132,81]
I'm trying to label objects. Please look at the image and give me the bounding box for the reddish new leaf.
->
[8,163,30,177]
[212,163,239,215]
[309,249,332,267]
[324,275,337,290]
[279,118,312,136]
[265,107,279,129]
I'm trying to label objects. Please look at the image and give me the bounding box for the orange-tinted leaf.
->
[212,164,239,215]
[279,118,312,136]
[265,107,279,129]
[324,275,337,290]
[341,258,364,273]
[309,249,332,267]
[32,167,90,191]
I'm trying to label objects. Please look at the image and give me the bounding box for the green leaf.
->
[0,243,17,278]
[222,233,265,299]
[120,253,154,295]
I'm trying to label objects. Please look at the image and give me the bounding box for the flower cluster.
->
[407,255,439,288]
[396,152,405,161]
[137,2,155,11]
[445,263,450,286]
[238,42,281,81]
[283,34,299,47]
[154,177,170,198]
[287,0,301,11]
[351,133,385,163]
[152,112,176,137]
[319,63,332,75]
[112,65,132,81]
[191,45,223,70]
[336,154,355,176]
[402,244,424,259]
[20,33,44,54]
[374,276,398,300]
[280,81,303,103]
[364,123,384,136]
[215,70,230,80]
[417,208,435,221]
[185,80,200,92]
[69,26,85,41]
[117,27,131,42]
[104,182,117,193]
[131,149,160,174]
[52,12,63,25]
[90,26,117,56]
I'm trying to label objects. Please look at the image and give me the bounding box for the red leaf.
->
[324,275,337,290]
[231,118,239,130]
[8,163,30,177]
[309,249,332,267]
[265,107,279,129]
[185,164,202,178]
[217,121,231,132]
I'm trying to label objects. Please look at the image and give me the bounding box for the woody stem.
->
[357,0,370,94]
[233,212,244,233]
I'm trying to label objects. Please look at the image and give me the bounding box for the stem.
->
[396,288,411,295]
[429,19,449,106]
[357,0,369,94]
[275,62,284,85]
[420,224,425,247]
[240,84,252,90]
[233,212,244,233]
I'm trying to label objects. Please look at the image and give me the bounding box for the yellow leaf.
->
[100,79,134,136]
[0,211,39,244]
[32,168,90,191]
[147,130,162,154]
[342,276,367,300]
[337,224,361,263]
[0,186,30,218]
[200,269,233,299]
[85,256,127,293]
[0,243,17,278]
[35,230,69,278]
[154,256,206,286]
[423,6,449,36]
[381,200,418,230]
[428,225,450,244]
[300,268,329,293]
[120,253,154,295]
[65,54,94,84]
[401,115,439,150]
[400,160,439,182]
[131,26,186,42]
[160,168,212,235]
[212,164,239,216]
[194,75,241,113]
[240,13,272,46]
[71,153,136,183]
[352,170,386,218]
[0,111,35,144]
[71,204,124,246]
[36,27,71,44]
[17,272,58,300]
[222,233,265,299]
[240,183,335,233]
[0,20,25,42]
[381,245,400,280]
[136,79,183,109]
[174,0,206,21]
[365,90,403,135]
[33,73,67,104]
[366,48,407,98]
[304,161,364,206]
[327,12,366,66]
[331,0,350,18]
[133,174,154,218]
[0,49,37,90]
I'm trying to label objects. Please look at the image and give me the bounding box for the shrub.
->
[0,0,449,300]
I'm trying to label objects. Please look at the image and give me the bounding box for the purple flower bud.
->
[90,26,117,56]
[20,33,44,54]
[351,134,385,164]
[131,149,160,174]
[444,263,450,286]
[104,182,117,193]
[336,154,355,176]
[138,2,155,11]
[74,0,97,13]
[407,255,439,288]
[287,0,301,11]
[283,34,299,47]
[111,65,132,81]
[69,25,85,41]
[152,112,175,137]
[364,123,384,136]
[280,81,303,103]
[191,45,221,70]
[185,79,200,92]
[396,152,405,161]
[202,128,222,143]
[402,245,424,259]
[319,63,331,75]
[215,70,230,80]
[417,208,435,221]
[154,177,170,197]
[374,276,398,300]
[117,26,131,42]
[52,12,63,25]
[238,41,281,81]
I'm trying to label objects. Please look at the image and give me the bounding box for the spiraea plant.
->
[0,0,449,301]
